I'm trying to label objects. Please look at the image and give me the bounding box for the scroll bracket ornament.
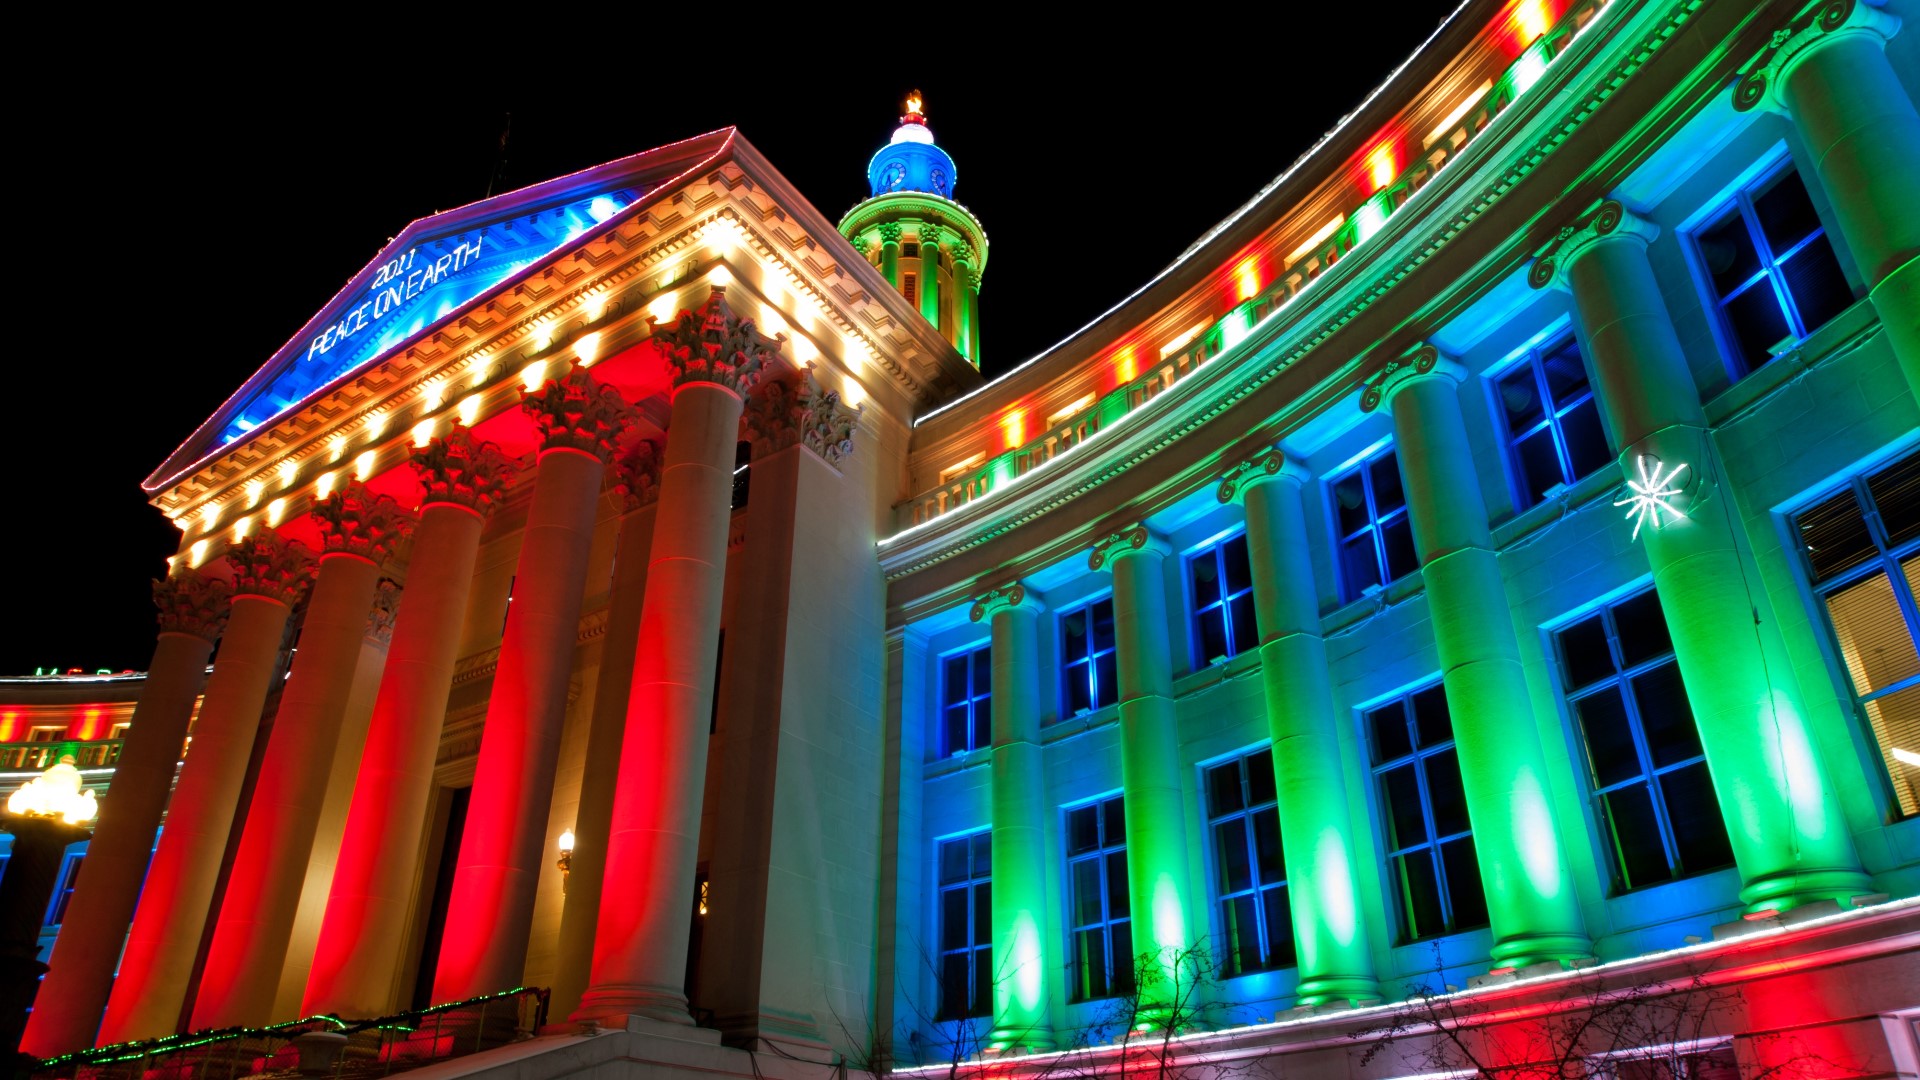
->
[153,567,232,642]
[1731,0,1898,114]
[313,481,415,565]
[1087,523,1165,573]
[227,531,315,608]
[649,285,781,398]
[521,363,635,463]
[969,582,1041,623]
[1216,449,1308,505]
[1527,199,1660,292]
[412,423,517,516]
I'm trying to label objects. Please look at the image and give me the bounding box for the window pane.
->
[943,656,968,706]
[1062,607,1088,653]
[1228,594,1257,655]
[1091,601,1116,653]
[1106,851,1129,917]
[1372,455,1406,515]
[1601,782,1674,891]
[1395,850,1444,940]
[941,889,968,951]
[1661,761,1734,873]
[1111,922,1136,993]
[1190,552,1222,607]
[940,953,969,1018]
[1074,928,1109,1000]
[944,707,969,756]
[1780,236,1851,335]
[1094,652,1119,709]
[1333,472,1370,536]
[1412,685,1453,747]
[1207,762,1243,817]
[1825,569,1920,696]
[1370,704,1413,764]
[1261,886,1295,967]
[1862,682,1920,817]
[974,883,991,944]
[1633,664,1704,768]
[1613,590,1674,669]
[973,699,992,753]
[1382,764,1428,850]
[1576,687,1642,788]
[1215,821,1253,894]
[1559,614,1615,690]
[1560,400,1611,483]
[1223,535,1252,597]
[940,840,968,885]
[1724,279,1792,370]
[1497,366,1544,433]
[1246,749,1276,806]
[972,831,992,875]
[1799,486,1877,581]
[973,647,992,693]
[1541,340,1590,407]
[1103,797,1126,845]
[971,948,992,1018]
[1068,806,1099,855]
[1515,428,1563,507]
[1440,836,1488,930]
[1426,749,1471,838]
[1065,661,1092,716]
[1197,608,1230,665]
[1341,533,1383,599]
[1383,517,1420,582]
[1754,171,1821,253]
[1222,894,1259,974]
[1698,210,1762,296]
[1868,454,1920,549]
[1253,807,1285,881]
[1073,859,1104,925]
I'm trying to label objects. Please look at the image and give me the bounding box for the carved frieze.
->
[412,423,516,516]
[153,568,231,642]
[522,363,635,463]
[313,482,414,564]
[227,531,315,608]
[650,286,780,397]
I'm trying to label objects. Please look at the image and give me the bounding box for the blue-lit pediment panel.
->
[216,189,639,448]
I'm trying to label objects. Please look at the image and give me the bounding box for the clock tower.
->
[839,92,989,367]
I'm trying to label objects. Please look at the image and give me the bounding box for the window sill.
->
[1322,572,1427,638]
[1488,461,1623,549]
[925,745,989,779]
[1702,295,1877,427]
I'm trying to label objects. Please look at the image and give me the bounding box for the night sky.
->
[7,18,1451,674]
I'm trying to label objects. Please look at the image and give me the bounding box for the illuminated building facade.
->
[5,0,1920,1075]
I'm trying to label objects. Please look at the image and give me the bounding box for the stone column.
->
[1736,1,1920,395]
[952,245,979,364]
[22,570,228,1056]
[549,438,660,1022]
[100,534,312,1044]
[191,485,410,1029]
[969,583,1053,1051]
[433,366,632,1003]
[878,222,902,290]
[1361,347,1590,968]
[919,229,942,331]
[1543,206,1869,910]
[304,426,514,1018]
[1217,452,1381,1006]
[577,285,772,1026]
[1087,525,1196,1006]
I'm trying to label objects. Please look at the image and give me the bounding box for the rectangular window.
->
[45,847,84,926]
[1795,449,1920,817]
[1692,165,1853,375]
[1367,685,1488,941]
[936,832,992,1020]
[1204,748,1293,976]
[1596,1044,1740,1079]
[1066,795,1133,1001]
[904,273,918,306]
[1060,598,1119,716]
[1188,534,1258,665]
[1331,448,1418,603]
[1556,590,1733,891]
[1492,336,1611,509]
[941,644,993,757]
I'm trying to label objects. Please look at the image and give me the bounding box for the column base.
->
[1487,929,1592,970]
[1737,866,1875,915]
[1292,974,1382,1008]
[987,1023,1054,1054]
[572,983,697,1029]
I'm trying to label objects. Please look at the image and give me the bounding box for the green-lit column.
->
[1548,206,1869,911]
[1365,350,1589,968]
[1088,526,1196,1006]
[968,583,1053,1052]
[878,222,902,289]
[1737,2,1920,396]
[919,229,943,332]
[1217,452,1381,1005]
[952,245,979,365]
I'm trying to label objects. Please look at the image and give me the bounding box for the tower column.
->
[919,229,942,331]
[969,584,1053,1052]
[576,286,773,1026]
[549,440,661,1022]
[1738,2,1920,395]
[101,535,312,1044]
[1546,209,1869,910]
[22,570,228,1056]
[304,427,515,1018]
[192,486,411,1030]
[878,223,902,289]
[954,253,980,364]
[1365,350,1590,967]
[1218,453,1381,1005]
[1088,526,1196,1006]
[433,366,632,1003]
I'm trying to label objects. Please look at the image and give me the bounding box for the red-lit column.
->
[550,439,660,1022]
[99,534,313,1044]
[304,427,514,1019]
[191,485,411,1030]
[576,286,774,1026]
[22,570,229,1056]
[432,365,632,1003]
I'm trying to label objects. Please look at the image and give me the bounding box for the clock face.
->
[930,168,948,195]
[884,161,907,191]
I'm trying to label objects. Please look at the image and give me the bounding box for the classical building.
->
[6,0,1919,1076]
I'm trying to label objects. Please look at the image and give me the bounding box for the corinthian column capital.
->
[411,423,517,515]
[153,568,231,642]
[649,286,781,398]
[522,363,635,462]
[876,222,903,245]
[1216,448,1309,505]
[745,364,863,466]
[1527,199,1660,292]
[313,482,414,564]
[1733,0,1901,114]
[227,531,314,607]
[1086,523,1168,572]
[614,436,663,510]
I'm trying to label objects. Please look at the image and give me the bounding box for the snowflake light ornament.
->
[1615,454,1689,541]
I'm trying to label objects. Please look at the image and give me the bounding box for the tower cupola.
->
[839,92,989,368]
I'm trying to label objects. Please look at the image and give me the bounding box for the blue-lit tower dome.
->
[839,92,989,367]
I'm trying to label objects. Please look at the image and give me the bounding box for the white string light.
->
[1614,454,1688,540]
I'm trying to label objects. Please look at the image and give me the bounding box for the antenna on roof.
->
[485,112,513,198]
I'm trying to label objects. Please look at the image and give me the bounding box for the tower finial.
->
[904,90,926,124]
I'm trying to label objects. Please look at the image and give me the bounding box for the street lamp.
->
[556,830,575,892]
[1,756,95,1063]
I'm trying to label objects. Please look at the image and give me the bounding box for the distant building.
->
[8,0,1919,1076]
